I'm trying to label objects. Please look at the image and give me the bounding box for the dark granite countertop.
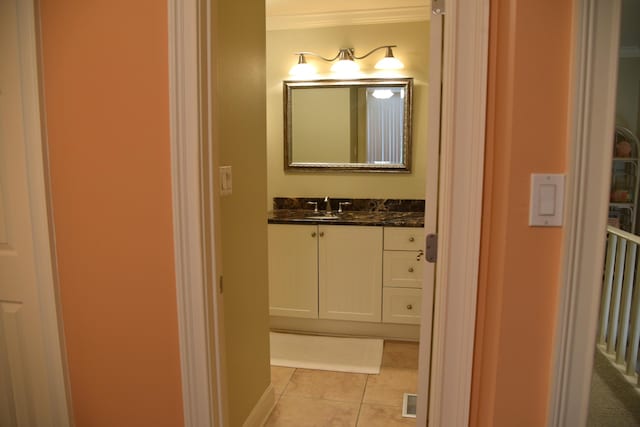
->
[268,209,424,227]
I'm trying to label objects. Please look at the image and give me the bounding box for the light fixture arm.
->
[353,45,397,60]
[294,50,350,63]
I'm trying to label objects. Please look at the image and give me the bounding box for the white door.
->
[417,4,446,424]
[0,0,70,425]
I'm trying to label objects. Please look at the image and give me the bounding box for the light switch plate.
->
[220,166,232,196]
[529,174,565,227]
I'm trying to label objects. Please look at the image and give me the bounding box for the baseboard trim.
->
[242,384,276,427]
[270,316,420,341]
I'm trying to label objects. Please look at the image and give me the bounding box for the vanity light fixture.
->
[289,54,317,76]
[290,45,404,77]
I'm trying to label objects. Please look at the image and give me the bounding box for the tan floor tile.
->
[356,403,416,427]
[284,369,367,403]
[271,366,295,395]
[382,341,419,369]
[363,367,418,407]
[265,395,359,427]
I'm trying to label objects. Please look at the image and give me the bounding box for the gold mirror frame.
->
[284,78,413,173]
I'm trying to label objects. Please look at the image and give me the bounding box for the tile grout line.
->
[354,373,372,426]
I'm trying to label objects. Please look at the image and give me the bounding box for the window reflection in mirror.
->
[284,78,413,172]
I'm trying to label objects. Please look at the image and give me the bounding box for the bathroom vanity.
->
[268,198,425,339]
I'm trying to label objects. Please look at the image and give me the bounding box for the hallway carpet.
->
[587,348,640,426]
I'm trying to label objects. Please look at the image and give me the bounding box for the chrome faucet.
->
[324,196,332,214]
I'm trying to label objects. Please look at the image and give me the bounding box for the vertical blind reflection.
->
[366,87,404,164]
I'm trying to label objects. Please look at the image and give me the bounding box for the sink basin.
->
[306,215,340,220]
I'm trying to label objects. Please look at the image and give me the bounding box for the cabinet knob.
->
[409,236,415,242]
[311,232,317,237]
[319,231,325,237]
[406,304,413,310]
[408,267,414,273]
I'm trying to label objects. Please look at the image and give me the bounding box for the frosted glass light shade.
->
[289,62,316,77]
[331,59,360,75]
[375,56,404,70]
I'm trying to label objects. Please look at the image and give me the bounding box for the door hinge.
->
[432,0,445,15]
[219,276,224,293]
[426,234,438,263]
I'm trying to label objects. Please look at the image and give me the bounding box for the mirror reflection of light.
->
[401,88,405,99]
[371,89,394,99]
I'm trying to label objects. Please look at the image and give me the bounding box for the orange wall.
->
[471,0,572,426]
[38,1,184,425]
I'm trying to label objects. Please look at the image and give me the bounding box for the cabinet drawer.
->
[383,251,423,288]
[384,227,424,251]
[382,288,422,325]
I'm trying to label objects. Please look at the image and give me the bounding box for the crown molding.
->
[266,6,430,31]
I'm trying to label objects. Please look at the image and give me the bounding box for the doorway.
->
[170,0,490,425]
[263,3,436,425]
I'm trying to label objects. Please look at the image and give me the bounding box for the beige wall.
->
[215,0,272,425]
[292,88,352,163]
[266,22,429,209]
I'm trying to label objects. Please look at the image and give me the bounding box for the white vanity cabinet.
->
[268,223,424,327]
[382,227,424,325]
[268,224,383,322]
[318,226,383,322]
[268,224,318,318]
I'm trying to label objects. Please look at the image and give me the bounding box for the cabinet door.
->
[268,224,318,318]
[318,226,383,322]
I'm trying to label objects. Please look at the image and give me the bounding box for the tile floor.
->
[266,340,418,427]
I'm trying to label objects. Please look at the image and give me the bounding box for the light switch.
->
[220,166,232,196]
[539,184,556,215]
[529,174,565,227]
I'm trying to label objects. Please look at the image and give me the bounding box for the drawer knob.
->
[406,304,413,310]
[311,232,317,237]
[408,267,414,273]
[319,231,325,237]
[409,237,415,242]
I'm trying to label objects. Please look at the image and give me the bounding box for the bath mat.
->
[270,332,383,374]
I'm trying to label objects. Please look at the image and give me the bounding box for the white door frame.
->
[168,0,227,425]
[9,0,72,424]
[168,0,489,426]
[548,1,622,426]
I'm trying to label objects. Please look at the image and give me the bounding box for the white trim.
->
[19,0,72,424]
[426,0,489,426]
[266,7,430,31]
[548,1,621,426]
[241,385,276,427]
[168,0,219,426]
[415,8,442,427]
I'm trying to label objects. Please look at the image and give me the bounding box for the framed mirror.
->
[284,78,413,172]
